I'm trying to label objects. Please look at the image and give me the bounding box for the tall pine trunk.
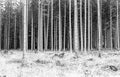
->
[46,3,50,51]
[0,8,1,50]
[80,0,83,51]
[110,0,112,50]
[74,0,79,52]
[64,0,66,51]
[117,0,119,50]
[97,0,101,51]
[31,10,34,50]
[8,0,11,50]
[59,0,62,51]
[51,0,53,51]
[69,0,72,52]
[14,13,17,49]
[23,0,28,58]
[90,3,93,50]
[84,0,87,51]
[38,0,43,51]
[88,0,90,51]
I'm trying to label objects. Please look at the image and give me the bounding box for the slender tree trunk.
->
[110,1,112,50]
[117,0,119,50]
[84,0,87,51]
[69,0,72,52]
[51,0,53,51]
[8,0,11,50]
[23,0,28,58]
[0,8,1,50]
[64,0,66,51]
[90,4,93,50]
[105,30,106,48]
[74,0,79,51]
[31,10,34,50]
[20,0,23,50]
[55,18,57,50]
[80,0,83,51]
[21,4,23,51]
[97,0,102,51]
[46,3,50,51]
[14,13,17,49]
[38,0,43,51]
[88,0,90,51]
[59,0,62,51]
[43,4,47,51]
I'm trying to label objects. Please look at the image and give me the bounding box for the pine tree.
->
[97,0,101,51]
[31,9,34,50]
[51,0,53,51]
[0,7,1,50]
[46,2,50,51]
[90,3,93,50]
[110,0,112,50]
[14,12,17,49]
[59,0,62,51]
[88,0,90,51]
[23,0,28,59]
[80,0,83,51]
[64,0,66,51]
[117,0,119,50]
[84,0,87,51]
[74,0,79,51]
[69,0,72,52]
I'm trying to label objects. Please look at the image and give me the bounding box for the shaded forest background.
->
[0,0,120,51]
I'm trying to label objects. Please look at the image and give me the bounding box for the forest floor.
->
[0,50,120,77]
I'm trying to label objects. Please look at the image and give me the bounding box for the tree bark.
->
[0,8,1,50]
[14,13,17,49]
[46,2,50,51]
[84,0,87,51]
[80,0,83,51]
[90,3,93,50]
[31,10,34,50]
[88,0,90,51]
[23,0,28,58]
[97,0,102,51]
[74,0,79,51]
[59,0,62,51]
[110,0,112,50]
[117,0,119,50]
[38,0,43,51]
[69,0,72,52]
[51,0,53,51]
[64,0,66,51]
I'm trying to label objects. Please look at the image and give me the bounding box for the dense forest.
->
[0,0,120,52]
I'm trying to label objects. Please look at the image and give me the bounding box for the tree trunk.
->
[31,10,34,50]
[14,13,17,49]
[97,0,102,51]
[59,0,62,51]
[64,0,66,51]
[117,0,119,50]
[23,0,28,58]
[80,0,83,51]
[84,0,87,51]
[110,0,112,50]
[69,0,72,52]
[90,3,93,50]
[51,0,53,51]
[0,8,1,50]
[46,3,50,51]
[8,0,11,50]
[88,0,90,51]
[74,0,79,51]
[38,0,43,51]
